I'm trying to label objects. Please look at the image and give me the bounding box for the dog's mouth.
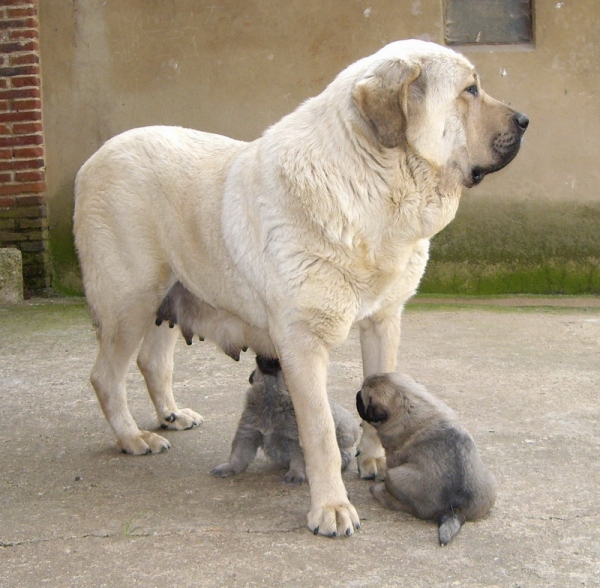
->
[468,112,528,188]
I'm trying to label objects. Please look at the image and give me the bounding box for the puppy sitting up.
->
[212,356,360,485]
[356,373,497,546]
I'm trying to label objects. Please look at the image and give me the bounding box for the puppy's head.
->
[357,373,455,438]
[249,355,282,385]
[356,373,406,427]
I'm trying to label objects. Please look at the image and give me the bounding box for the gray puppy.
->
[356,373,497,546]
[212,356,360,485]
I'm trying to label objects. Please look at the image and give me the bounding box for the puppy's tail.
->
[437,510,466,546]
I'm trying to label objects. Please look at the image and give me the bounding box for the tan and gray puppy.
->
[356,373,496,546]
[211,356,360,485]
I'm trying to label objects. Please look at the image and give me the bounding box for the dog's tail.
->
[437,509,466,546]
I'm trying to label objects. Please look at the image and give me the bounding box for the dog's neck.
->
[263,95,463,246]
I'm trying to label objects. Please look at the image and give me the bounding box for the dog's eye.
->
[464,84,479,97]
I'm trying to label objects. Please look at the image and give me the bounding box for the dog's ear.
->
[353,59,423,149]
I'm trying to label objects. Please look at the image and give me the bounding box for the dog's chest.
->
[344,234,423,309]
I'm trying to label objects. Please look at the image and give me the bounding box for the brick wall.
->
[0,0,51,295]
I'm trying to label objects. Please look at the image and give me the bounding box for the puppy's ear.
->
[356,391,389,424]
[353,60,422,149]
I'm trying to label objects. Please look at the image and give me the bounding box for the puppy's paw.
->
[117,431,171,455]
[210,463,239,478]
[308,502,361,538]
[282,469,305,485]
[159,408,203,430]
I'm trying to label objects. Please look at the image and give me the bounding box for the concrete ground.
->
[0,296,598,587]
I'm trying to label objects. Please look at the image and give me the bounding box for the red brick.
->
[10,76,39,89]
[0,148,12,158]
[16,194,45,206]
[12,98,40,111]
[15,170,44,182]
[0,172,13,183]
[0,158,44,171]
[0,80,8,90]
[13,146,42,158]
[0,88,40,100]
[0,18,38,30]
[0,64,39,77]
[0,41,38,53]
[0,111,41,124]
[0,100,8,112]
[0,181,45,195]
[9,53,38,66]
[0,196,16,207]
[0,134,42,148]
[9,29,38,41]
[13,121,42,134]
[1,0,37,6]
[7,7,36,19]
[0,123,10,135]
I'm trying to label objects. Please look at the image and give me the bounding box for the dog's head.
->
[249,355,282,385]
[357,373,457,440]
[351,39,528,188]
[356,373,405,428]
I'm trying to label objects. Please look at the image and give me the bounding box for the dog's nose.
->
[514,112,529,132]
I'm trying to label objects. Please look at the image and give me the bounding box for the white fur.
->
[74,39,523,537]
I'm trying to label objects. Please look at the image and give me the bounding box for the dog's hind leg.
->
[91,319,172,455]
[369,482,414,513]
[137,321,203,431]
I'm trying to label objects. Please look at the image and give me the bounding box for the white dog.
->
[74,40,527,537]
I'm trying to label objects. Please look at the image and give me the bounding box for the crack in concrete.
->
[1,525,306,548]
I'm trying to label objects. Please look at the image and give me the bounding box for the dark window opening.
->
[444,0,534,46]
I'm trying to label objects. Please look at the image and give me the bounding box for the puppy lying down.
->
[356,373,496,546]
[212,355,361,485]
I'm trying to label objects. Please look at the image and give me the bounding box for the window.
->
[444,0,534,46]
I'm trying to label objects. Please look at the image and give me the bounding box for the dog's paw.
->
[357,454,387,480]
[159,408,203,430]
[308,502,361,538]
[210,463,238,478]
[117,431,171,455]
[282,469,305,486]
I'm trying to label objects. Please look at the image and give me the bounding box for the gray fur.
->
[357,373,496,546]
[212,357,360,485]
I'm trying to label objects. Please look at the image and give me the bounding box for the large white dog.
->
[74,40,528,537]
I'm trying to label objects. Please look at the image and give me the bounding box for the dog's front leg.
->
[356,311,402,479]
[277,331,360,537]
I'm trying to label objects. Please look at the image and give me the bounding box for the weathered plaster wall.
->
[38,0,600,294]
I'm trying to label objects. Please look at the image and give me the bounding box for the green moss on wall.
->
[49,196,600,296]
[49,222,82,296]
[422,198,600,294]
